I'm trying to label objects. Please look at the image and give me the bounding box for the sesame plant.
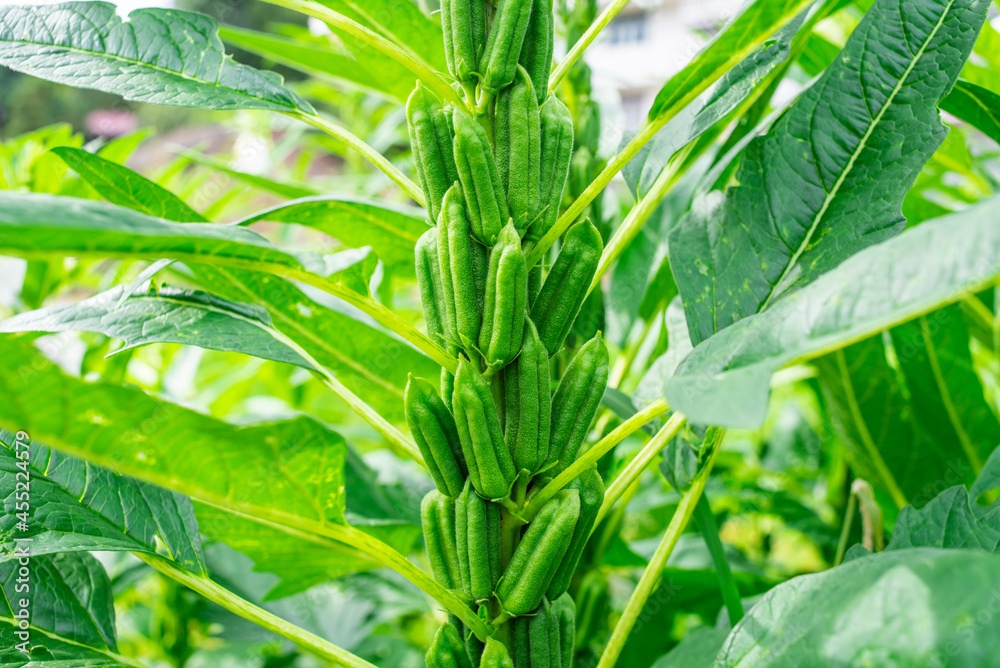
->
[1,0,1000,667]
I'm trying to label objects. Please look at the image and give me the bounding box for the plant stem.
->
[548,0,630,93]
[522,399,670,521]
[692,493,743,624]
[136,553,380,668]
[597,412,688,525]
[293,112,425,207]
[595,428,725,668]
[833,490,858,567]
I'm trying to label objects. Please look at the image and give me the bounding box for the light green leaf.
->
[176,147,321,200]
[0,2,313,113]
[670,0,988,345]
[238,196,428,277]
[667,195,1000,428]
[716,549,1000,667]
[652,626,728,668]
[0,429,206,572]
[941,80,1000,145]
[51,147,206,222]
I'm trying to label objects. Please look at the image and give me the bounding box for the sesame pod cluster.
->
[408,1,613,660]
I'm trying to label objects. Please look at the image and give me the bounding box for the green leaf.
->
[670,0,988,345]
[0,284,314,369]
[941,80,1000,145]
[238,196,428,277]
[716,549,1000,667]
[666,194,1000,428]
[0,2,313,113]
[0,429,206,572]
[1,552,143,667]
[651,626,728,668]
[51,147,206,222]
[176,148,321,200]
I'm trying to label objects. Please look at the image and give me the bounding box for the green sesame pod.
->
[496,490,580,616]
[438,184,484,352]
[480,638,515,668]
[531,96,573,242]
[495,66,541,232]
[512,597,563,668]
[467,633,486,668]
[550,594,575,668]
[416,227,450,347]
[529,220,603,354]
[518,0,554,105]
[548,333,609,473]
[405,375,467,497]
[504,319,550,474]
[407,83,459,222]
[456,479,502,602]
[546,466,604,599]
[568,147,593,208]
[527,264,543,310]
[453,108,510,246]
[441,0,486,85]
[480,0,534,94]
[575,100,601,154]
[442,367,456,407]
[453,357,517,500]
[422,491,463,591]
[427,622,475,668]
[480,222,527,371]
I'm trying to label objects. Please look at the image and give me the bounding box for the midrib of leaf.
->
[835,349,907,509]
[0,617,147,668]
[1,34,300,111]
[918,316,984,473]
[760,0,957,312]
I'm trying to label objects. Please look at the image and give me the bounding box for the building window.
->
[607,13,648,45]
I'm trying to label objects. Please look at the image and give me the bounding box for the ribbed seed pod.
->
[568,147,593,214]
[512,597,563,668]
[496,66,541,232]
[426,622,475,668]
[527,264,543,310]
[407,83,459,222]
[548,333,609,473]
[575,100,602,154]
[438,184,484,352]
[550,594,575,668]
[546,466,604,598]
[504,320,550,474]
[481,638,515,668]
[441,0,486,85]
[405,375,467,497]
[453,108,510,245]
[530,220,603,354]
[442,367,456,407]
[480,222,527,371]
[452,357,517,500]
[518,0,554,104]
[456,480,502,602]
[416,227,450,347]
[496,490,580,616]
[480,0,534,94]
[422,491,463,591]
[531,96,574,242]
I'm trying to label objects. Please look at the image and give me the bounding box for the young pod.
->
[480,638,515,668]
[426,622,475,668]
[422,491,463,591]
[546,466,604,599]
[496,490,580,616]
[442,367,456,407]
[550,594,576,668]
[504,319,550,474]
[548,333,609,473]
[441,0,486,85]
[407,83,459,222]
[415,227,450,347]
[518,0,554,104]
[405,375,467,497]
[512,597,564,668]
[480,0,534,94]
[453,108,510,245]
[531,96,574,242]
[495,66,541,232]
[456,480,502,602]
[480,222,527,371]
[452,357,517,500]
[437,184,485,352]
[530,219,603,354]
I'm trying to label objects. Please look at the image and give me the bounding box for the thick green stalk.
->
[548,0,630,92]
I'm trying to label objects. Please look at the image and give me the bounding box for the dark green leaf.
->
[651,626,728,668]
[0,2,313,113]
[941,80,1000,145]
